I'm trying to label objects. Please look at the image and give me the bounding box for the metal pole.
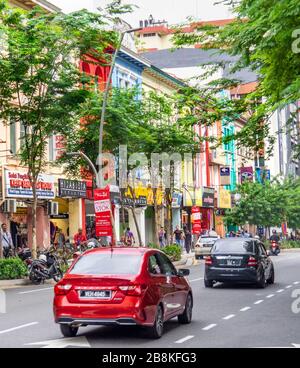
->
[98,32,125,188]
[98,27,142,188]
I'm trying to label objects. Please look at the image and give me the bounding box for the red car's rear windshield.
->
[70,253,142,275]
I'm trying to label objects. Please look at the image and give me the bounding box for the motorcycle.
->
[270,240,280,256]
[28,251,63,285]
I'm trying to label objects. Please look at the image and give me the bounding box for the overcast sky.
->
[50,0,234,26]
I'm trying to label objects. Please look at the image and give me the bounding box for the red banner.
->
[191,206,202,235]
[94,187,112,237]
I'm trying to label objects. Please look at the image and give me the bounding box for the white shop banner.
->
[5,170,55,199]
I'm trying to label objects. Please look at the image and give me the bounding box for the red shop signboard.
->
[191,206,202,235]
[94,187,112,237]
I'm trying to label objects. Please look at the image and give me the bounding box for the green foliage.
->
[173,0,300,155]
[162,245,182,261]
[61,87,199,178]
[280,241,300,249]
[147,243,182,262]
[0,258,28,280]
[224,178,300,228]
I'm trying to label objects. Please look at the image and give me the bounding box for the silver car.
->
[195,236,219,259]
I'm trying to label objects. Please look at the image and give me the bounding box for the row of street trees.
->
[0,0,126,258]
[224,178,300,233]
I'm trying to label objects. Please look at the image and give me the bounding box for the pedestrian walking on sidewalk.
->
[173,225,182,246]
[158,227,166,248]
[1,223,14,258]
[184,228,192,254]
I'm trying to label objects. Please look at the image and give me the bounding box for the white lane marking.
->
[240,307,251,312]
[18,287,53,295]
[0,322,38,335]
[254,300,264,305]
[293,282,299,285]
[266,294,274,298]
[286,285,292,289]
[202,324,217,331]
[277,289,284,293]
[189,277,204,282]
[223,314,235,320]
[175,335,194,344]
[25,336,90,348]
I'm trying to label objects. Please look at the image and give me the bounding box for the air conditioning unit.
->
[47,201,59,216]
[2,199,17,213]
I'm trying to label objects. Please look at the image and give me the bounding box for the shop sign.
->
[58,179,87,198]
[5,170,55,199]
[202,187,215,208]
[220,166,231,186]
[50,214,69,219]
[53,135,66,160]
[183,188,202,207]
[191,206,202,235]
[94,187,112,237]
[122,185,148,207]
[218,188,232,209]
[240,167,254,183]
[172,192,182,208]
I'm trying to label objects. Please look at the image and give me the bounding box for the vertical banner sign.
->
[220,166,231,186]
[191,206,202,235]
[241,167,254,183]
[94,187,112,237]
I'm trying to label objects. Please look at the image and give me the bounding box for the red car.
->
[53,247,193,339]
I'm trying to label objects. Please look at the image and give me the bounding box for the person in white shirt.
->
[1,223,14,257]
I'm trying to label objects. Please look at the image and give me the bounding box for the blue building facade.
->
[112,48,149,92]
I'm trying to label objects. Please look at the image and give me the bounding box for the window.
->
[156,253,177,275]
[10,120,16,155]
[148,254,163,275]
[212,239,254,254]
[20,122,26,149]
[70,253,142,275]
[143,33,156,37]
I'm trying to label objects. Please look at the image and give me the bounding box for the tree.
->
[224,179,300,232]
[173,0,300,155]
[0,1,123,258]
[61,87,199,245]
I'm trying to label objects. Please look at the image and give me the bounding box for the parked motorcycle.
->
[28,252,63,285]
[270,240,280,256]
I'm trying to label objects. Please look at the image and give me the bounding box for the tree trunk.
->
[130,207,142,246]
[153,188,160,246]
[128,186,142,246]
[31,181,38,260]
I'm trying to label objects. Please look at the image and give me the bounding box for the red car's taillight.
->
[119,284,147,296]
[248,256,257,267]
[205,256,213,266]
[54,283,72,296]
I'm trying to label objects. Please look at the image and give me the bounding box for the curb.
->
[281,248,300,252]
[0,279,55,288]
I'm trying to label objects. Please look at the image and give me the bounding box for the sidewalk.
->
[173,252,196,268]
[0,278,55,288]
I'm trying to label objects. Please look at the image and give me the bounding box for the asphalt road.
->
[1,251,300,348]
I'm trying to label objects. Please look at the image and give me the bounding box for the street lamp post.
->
[98,26,142,188]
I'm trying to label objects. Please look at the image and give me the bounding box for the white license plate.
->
[227,260,241,266]
[79,290,111,299]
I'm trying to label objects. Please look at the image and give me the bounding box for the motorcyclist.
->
[269,230,280,255]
